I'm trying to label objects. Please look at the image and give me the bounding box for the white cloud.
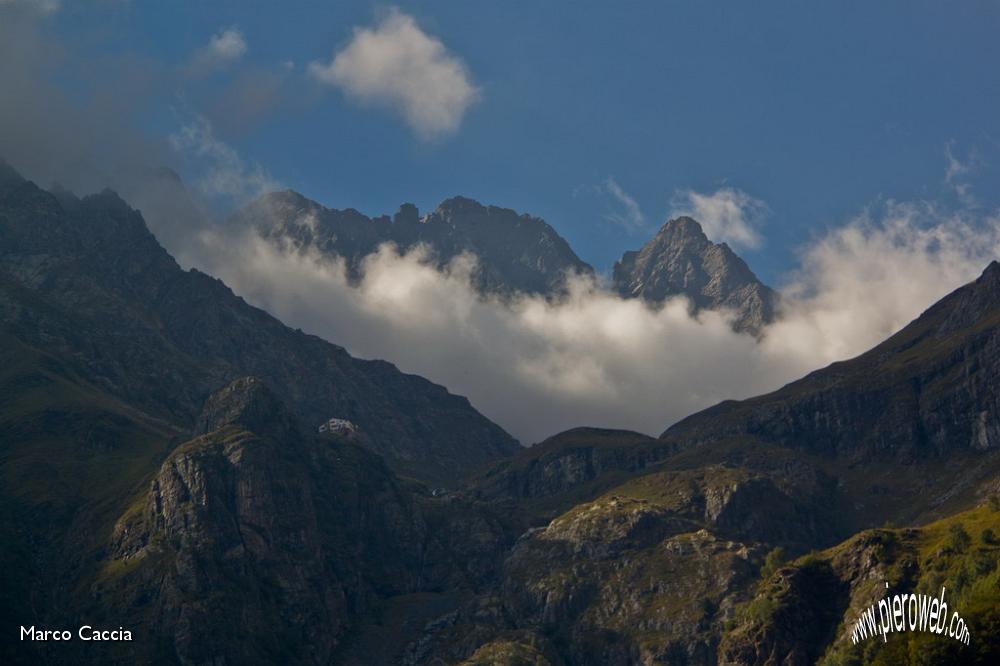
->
[169,114,277,202]
[308,9,479,138]
[193,236,780,443]
[671,187,767,249]
[765,202,1000,363]
[602,177,646,232]
[181,197,1000,444]
[190,27,247,73]
[945,143,970,184]
[209,27,247,61]
[944,142,979,207]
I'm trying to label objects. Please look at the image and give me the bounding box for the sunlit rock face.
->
[613,216,778,334]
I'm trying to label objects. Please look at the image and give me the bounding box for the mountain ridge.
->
[233,189,595,298]
[4,156,1000,664]
[661,260,1000,464]
[0,163,519,484]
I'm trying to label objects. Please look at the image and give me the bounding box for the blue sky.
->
[4,0,1000,439]
[33,1,1000,282]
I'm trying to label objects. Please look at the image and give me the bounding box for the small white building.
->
[318,417,358,435]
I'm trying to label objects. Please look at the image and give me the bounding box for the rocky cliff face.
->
[612,217,778,334]
[445,466,834,665]
[235,190,594,298]
[0,164,519,484]
[103,378,394,663]
[664,261,1000,464]
[99,377,516,665]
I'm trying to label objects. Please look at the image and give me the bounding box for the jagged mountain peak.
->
[269,189,382,220]
[253,189,329,219]
[394,201,420,225]
[426,196,545,231]
[432,194,487,215]
[653,215,710,243]
[642,216,754,274]
[232,189,594,297]
[261,188,310,206]
[929,258,1000,335]
[81,187,135,214]
[613,215,778,334]
[48,182,82,211]
[423,196,530,232]
[972,258,1000,290]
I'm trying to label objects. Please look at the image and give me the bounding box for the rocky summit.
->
[233,190,594,298]
[613,217,779,334]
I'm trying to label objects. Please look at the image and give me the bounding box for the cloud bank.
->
[169,114,278,202]
[768,202,1000,363]
[671,187,767,249]
[187,200,1000,444]
[309,9,479,138]
[207,27,248,63]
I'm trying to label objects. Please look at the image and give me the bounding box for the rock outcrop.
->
[102,378,516,665]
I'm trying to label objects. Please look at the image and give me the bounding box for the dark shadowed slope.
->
[0,160,518,484]
[466,263,1000,532]
[438,264,1000,666]
[663,260,1000,462]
